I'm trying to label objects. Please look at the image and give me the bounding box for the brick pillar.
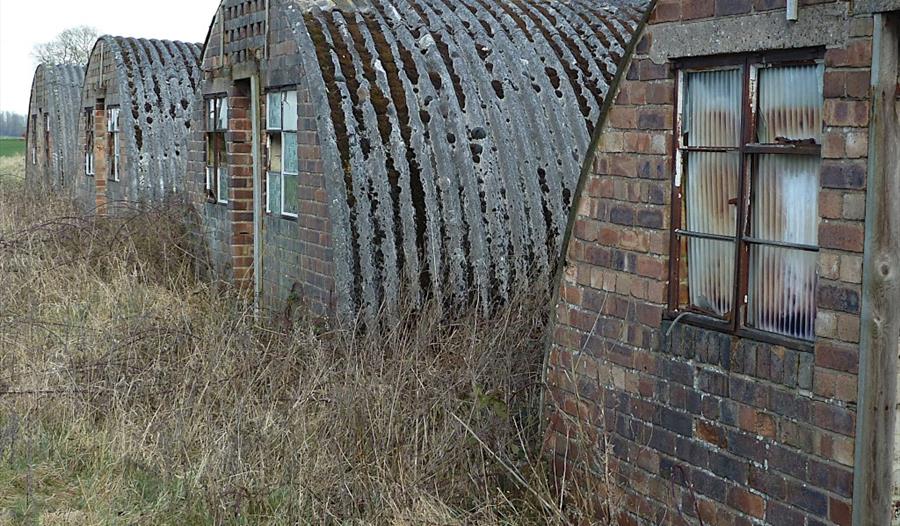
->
[227,84,255,292]
[94,103,107,214]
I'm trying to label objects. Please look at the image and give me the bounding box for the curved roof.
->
[288,0,651,316]
[198,0,651,317]
[82,36,202,202]
[26,64,85,191]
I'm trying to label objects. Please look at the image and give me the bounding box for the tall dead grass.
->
[0,155,613,525]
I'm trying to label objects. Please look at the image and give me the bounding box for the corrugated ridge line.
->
[278,0,651,317]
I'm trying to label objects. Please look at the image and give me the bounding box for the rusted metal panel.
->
[77,36,202,210]
[25,64,85,194]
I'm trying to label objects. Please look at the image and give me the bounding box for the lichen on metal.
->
[25,64,85,193]
[78,36,202,208]
[282,0,651,317]
[191,0,649,316]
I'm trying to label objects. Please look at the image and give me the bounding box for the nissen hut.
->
[76,36,202,212]
[189,0,652,318]
[25,64,85,193]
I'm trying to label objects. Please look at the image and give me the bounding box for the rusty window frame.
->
[668,48,824,350]
[205,95,228,204]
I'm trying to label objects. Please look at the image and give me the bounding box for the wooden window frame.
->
[30,115,37,165]
[84,109,95,176]
[106,107,120,182]
[43,113,50,166]
[205,95,228,204]
[667,47,824,351]
[265,88,299,219]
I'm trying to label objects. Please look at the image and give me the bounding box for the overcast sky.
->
[0,0,220,115]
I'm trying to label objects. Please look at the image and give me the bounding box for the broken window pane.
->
[684,68,743,147]
[758,64,824,144]
[267,92,282,130]
[269,133,283,173]
[747,154,819,340]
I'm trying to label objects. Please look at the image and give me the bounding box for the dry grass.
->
[0,154,615,525]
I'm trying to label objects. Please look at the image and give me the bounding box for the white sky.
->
[0,0,220,115]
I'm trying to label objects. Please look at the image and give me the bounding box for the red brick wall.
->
[545,2,874,524]
[227,87,255,291]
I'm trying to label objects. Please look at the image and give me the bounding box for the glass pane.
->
[748,246,816,340]
[758,64,823,144]
[268,172,282,215]
[267,92,282,130]
[283,132,298,174]
[684,237,735,317]
[751,155,819,244]
[283,173,298,216]
[217,98,229,131]
[206,166,213,192]
[283,90,298,131]
[218,166,228,202]
[684,68,743,147]
[107,108,119,132]
[207,99,216,130]
[684,152,740,235]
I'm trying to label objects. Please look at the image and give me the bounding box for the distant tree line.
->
[0,112,27,138]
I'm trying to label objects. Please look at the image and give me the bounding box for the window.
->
[107,107,120,181]
[84,109,95,176]
[43,113,50,164]
[206,96,228,203]
[266,90,298,217]
[670,50,824,343]
[30,115,36,165]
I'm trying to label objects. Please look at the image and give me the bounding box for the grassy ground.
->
[0,138,25,158]
[0,154,615,525]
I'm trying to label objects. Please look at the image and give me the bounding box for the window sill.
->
[265,212,298,222]
[663,311,814,352]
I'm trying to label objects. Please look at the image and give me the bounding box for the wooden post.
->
[852,12,900,526]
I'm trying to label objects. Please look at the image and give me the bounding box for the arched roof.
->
[26,64,85,191]
[82,36,202,201]
[200,0,652,317]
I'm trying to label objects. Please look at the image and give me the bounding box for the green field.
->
[0,137,25,157]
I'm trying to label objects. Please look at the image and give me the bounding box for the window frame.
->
[106,107,121,182]
[84,108,95,176]
[205,95,229,204]
[30,114,37,165]
[265,88,299,219]
[43,113,50,165]
[667,47,824,350]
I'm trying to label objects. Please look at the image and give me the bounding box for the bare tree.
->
[32,26,99,66]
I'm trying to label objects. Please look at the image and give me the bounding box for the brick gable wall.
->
[545,2,874,524]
